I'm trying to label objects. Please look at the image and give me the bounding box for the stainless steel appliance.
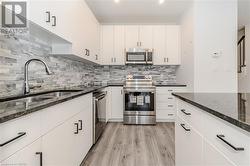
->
[93,90,107,144]
[125,48,153,65]
[123,75,156,125]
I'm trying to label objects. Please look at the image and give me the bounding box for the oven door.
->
[124,90,155,116]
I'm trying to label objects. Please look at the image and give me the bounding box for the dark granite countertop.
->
[0,85,107,124]
[154,83,187,87]
[172,93,250,133]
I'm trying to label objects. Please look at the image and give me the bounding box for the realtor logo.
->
[1,1,27,28]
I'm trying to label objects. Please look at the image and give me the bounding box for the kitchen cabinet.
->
[166,25,181,65]
[156,87,187,122]
[125,25,140,48]
[204,139,235,166]
[100,25,114,65]
[0,94,93,165]
[175,98,250,166]
[175,117,203,166]
[29,0,100,63]
[114,25,126,65]
[125,25,153,48]
[139,25,153,48]
[100,25,125,65]
[42,110,92,166]
[101,24,181,65]
[110,87,124,121]
[0,139,42,166]
[153,25,181,65]
[153,25,166,65]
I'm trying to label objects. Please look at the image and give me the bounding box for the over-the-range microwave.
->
[125,48,153,65]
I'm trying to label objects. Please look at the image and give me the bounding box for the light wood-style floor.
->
[82,122,175,166]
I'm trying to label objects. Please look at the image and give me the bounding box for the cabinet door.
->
[153,25,166,65]
[175,117,203,166]
[139,25,153,48]
[42,116,77,166]
[101,25,114,65]
[125,25,139,48]
[114,25,125,65]
[166,25,181,65]
[1,139,42,166]
[111,87,124,120]
[204,139,235,166]
[74,110,93,164]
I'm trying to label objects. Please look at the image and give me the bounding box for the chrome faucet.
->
[24,59,52,94]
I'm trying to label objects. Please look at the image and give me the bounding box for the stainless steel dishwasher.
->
[93,90,107,144]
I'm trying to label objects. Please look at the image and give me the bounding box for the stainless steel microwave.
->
[125,48,153,65]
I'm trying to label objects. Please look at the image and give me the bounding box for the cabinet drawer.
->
[0,112,42,161]
[177,100,204,133]
[40,94,92,135]
[202,111,250,166]
[156,87,187,94]
[156,102,175,110]
[156,94,175,103]
[156,109,175,120]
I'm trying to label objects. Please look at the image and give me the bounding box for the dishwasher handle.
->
[95,92,107,101]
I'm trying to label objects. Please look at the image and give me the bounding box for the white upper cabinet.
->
[139,25,153,48]
[153,25,166,65]
[100,24,181,65]
[166,25,181,65]
[125,25,140,48]
[100,25,114,65]
[29,0,100,63]
[114,25,126,65]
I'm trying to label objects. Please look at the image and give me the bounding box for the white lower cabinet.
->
[175,117,203,166]
[204,139,235,166]
[0,139,42,166]
[175,98,250,166]
[0,94,93,166]
[156,87,187,122]
[109,87,124,121]
[42,110,92,166]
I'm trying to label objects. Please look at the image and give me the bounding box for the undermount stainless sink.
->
[2,90,83,104]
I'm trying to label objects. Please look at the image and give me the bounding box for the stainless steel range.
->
[123,75,156,125]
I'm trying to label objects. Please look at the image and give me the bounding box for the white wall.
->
[193,0,238,92]
[177,0,238,93]
[238,25,250,92]
[176,5,194,92]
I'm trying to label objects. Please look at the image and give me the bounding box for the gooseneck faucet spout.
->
[24,59,52,94]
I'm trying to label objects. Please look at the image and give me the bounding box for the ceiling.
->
[238,0,250,29]
[85,0,193,24]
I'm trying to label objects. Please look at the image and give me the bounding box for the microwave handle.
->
[145,51,148,63]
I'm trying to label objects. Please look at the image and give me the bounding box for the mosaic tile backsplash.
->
[0,34,177,98]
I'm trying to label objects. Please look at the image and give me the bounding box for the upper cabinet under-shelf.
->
[100,25,181,66]
[28,0,100,64]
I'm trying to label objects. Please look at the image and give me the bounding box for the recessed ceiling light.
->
[159,0,165,4]
[114,0,120,3]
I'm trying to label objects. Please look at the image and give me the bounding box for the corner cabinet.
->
[28,0,100,63]
[100,24,181,65]
[0,94,93,165]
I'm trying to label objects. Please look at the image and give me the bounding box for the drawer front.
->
[176,99,204,133]
[156,87,187,94]
[41,94,92,135]
[0,112,42,161]
[156,102,175,110]
[202,111,250,166]
[156,109,175,120]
